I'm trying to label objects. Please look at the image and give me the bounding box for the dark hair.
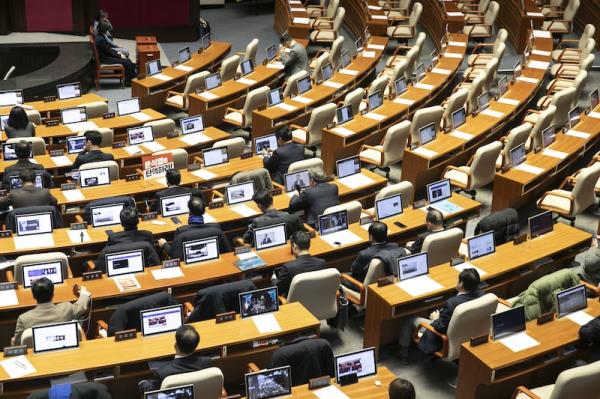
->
[8,106,29,130]
[97,21,111,34]
[275,126,292,142]
[84,130,102,146]
[19,168,36,184]
[309,168,328,183]
[426,208,444,227]
[459,268,480,292]
[120,207,139,230]
[166,169,181,186]
[368,221,388,243]
[280,33,292,45]
[175,325,200,355]
[32,277,54,303]
[188,196,206,216]
[388,378,415,399]
[14,140,31,159]
[252,190,273,210]
[96,9,108,21]
[291,230,311,251]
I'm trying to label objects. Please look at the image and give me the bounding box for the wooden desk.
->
[274,0,311,39]
[131,41,232,109]
[363,223,592,356]
[497,0,544,53]
[575,0,600,50]
[420,0,465,44]
[457,300,600,399]
[0,94,107,120]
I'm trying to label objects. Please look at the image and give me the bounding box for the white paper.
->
[330,126,353,137]
[588,111,600,119]
[498,98,520,106]
[338,173,375,188]
[313,385,350,399]
[14,233,54,250]
[62,189,85,202]
[412,147,437,158]
[393,98,415,106]
[141,141,166,153]
[113,274,141,292]
[199,91,219,100]
[266,62,285,70]
[532,49,551,56]
[151,220,167,225]
[533,30,551,38]
[498,331,540,352]
[67,122,98,133]
[237,251,259,260]
[0,289,19,307]
[414,83,434,91]
[174,64,194,72]
[51,156,73,167]
[0,356,36,379]
[565,310,595,326]
[274,102,298,111]
[371,15,387,20]
[396,275,443,297]
[447,11,464,16]
[180,132,211,145]
[319,229,362,247]
[448,41,466,47]
[517,76,539,84]
[191,169,218,181]
[431,68,451,75]
[323,81,344,89]
[252,313,282,333]
[450,130,474,140]
[527,11,544,17]
[67,229,91,244]
[237,78,257,86]
[367,4,381,10]
[230,204,259,217]
[292,96,312,104]
[453,262,487,277]
[151,73,171,81]
[289,1,301,4]
[363,112,386,121]
[339,68,359,76]
[293,17,310,24]
[130,112,153,122]
[514,163,544,175]
[443,52,463,59]
[541,148,568,159]
[290,7,305,11]
[481,109,504,118]
[151,267,184,280]
[123,145,143,155]
[367,43,385,50]
[527,60,550,70]
[565,130,590,139]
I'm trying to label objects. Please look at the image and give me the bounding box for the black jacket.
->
[141,354,213,392]
[580,316,600,345]
[277,254,327,297]
[164,222,232,259]
[107,292,178,336]
[95,33,121,61]
[263,142,306,184]
[243,209,304,245]
[270,336,334,386]
[5,123,35,139]
[107,229,154,248]
[349,242,401,282]
[72,150,114,171]
[288,182,339,227]
[95,241,161,273]
[2,159,46,188]
[188,280,257,322]
[0,187,57,210]
[474,208,519,246]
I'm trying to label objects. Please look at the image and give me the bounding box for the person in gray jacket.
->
[573,241,600,286]
[280,33,309,78]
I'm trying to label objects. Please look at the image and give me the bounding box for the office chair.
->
[291,102,336,153]
[229,168,274,193]
[421,228,464,266]
[222,86,269,129]
[497,123,532,169]
[78,127,113,147]
[552,24,595,62]
[165,71,209,111]
[212,137,246,159]
[144,118,176,139]
[538,70,587,109]
[463,1,498,39]
[341,258,387,307]
[465,73,486,114]
[161,368,225,399]
[385,32,425,70]
[467,28,507,66]
[382,0,413,19]
[323,201,362,224]
[551,53,595,81]
[12,252,71,285]
[463,0,491,23]
[154,149,188,169]
[339,87,364,117]
[309,7,345,44]
[6,137,45,156]
[238,38,259,64]
[25,109,42,126]
[409,105,444,146]
[387,2,422,41]
[283,268,341,321]
[283,71,309,98]
[81,101,108,119]
[79,160,119,181]
[288,158,324,173]
[359,120,411,178]
[220,55,240,82]
[442,89,469,130]
[463,43,505,78]
[542,0,580,34]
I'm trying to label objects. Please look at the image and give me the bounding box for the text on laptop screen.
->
[16,212,53,236]
[452,108,466,130]
[529,211,553,238]
[127,126,154,145]
[319,210,348,236]
[426,179,452,203]
[255,223,287,250]
[510,143,526,167]
[146,60,162,77]
[67,136,87,154]
[245,366,291,399]
[376,194,403,220]
[267,88,283,107]
[202,147,229,167]
[32,321,79,354]
[0,90,23,106]
[145,385,194,399]
[140,305,183,337]
[178,47,192,64]
[79,167,110,188]
[395,77,407,96]
[57,83,81,100]
[117,98,141,116]
[226,181,255,205]
[337,156,360,178]
[297,76,312,94]
[335,347,377,383]
[240,287,279,318]
[368,91,383,111]
[255,134,278,153]
[284,169,309,192]
[91,203,124,228]
[240,59,254,76]
[336,105,353,124]
[22,261,63,288]
[180,115,204,135]
[204,73,222,91]
[419,123,436,146]
[492,306,525,339]
[467,231,495,260]
[321,63,333,81]
[161,193,191,217]
[557,285,587,318]
[61,107,87,124]
[398,252,428,280]
[106,250,145,277]
[183,237,219,264]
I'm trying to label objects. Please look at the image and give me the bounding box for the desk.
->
[0,93,107,120]
[363,223,592,356]
[131,41,232,109]
[274,0,310,39]
[575,0,600,50]
[497,0,544,53]
[420,0,465,43]
[457,300,600,399]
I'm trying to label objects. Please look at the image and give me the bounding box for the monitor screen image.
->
[528,211,553,238]
[3,142,32,161]
[255,134,278,154]
[266,88,283,107]
[239,287,279,318]
[336,105,353,124]
[334,347,377,383]
[336,156,360,178]
[376,194,403,220]
[477,91,490,112]
[32,321,79,354]
[266,44,277,61]
[254,223,287,250]
[395,77,407,96]
[91,203,125,228]
[590,88,599,110]
[205,73,222,91]
[318,210,348,236]
[180,115,204,135]
[0,115,8,131]
[284,169,309,192]
[321,63,333,81]
[491,306,526,340]
[398,252,428,281]
[419,123,436,146]
[57,83,81,100]
[451,108,466,130]
[240,59,254,76]
[0,90,23,106]
[67,136,87,154]
[226,181,255,205]
[61,107,87,124]
[297,76,312,94]
[183,237,219,264]
[128,126,154,145]
[145,385,194,399]
[117,98,141,116]
[79,167,110,188]
[106,250,145,277]
[498,76,508,96]
[140,305,183,337]
[426,179,452,204]
[245,366,292,399]
[178,47,192,64]
[368,90,383,112]
[16,212,53,236]
[542,125,555,148]
[341,50,351,68]
[161,194,192,217]
[557,285,587,318]
[146,60,162,77]
[510,143,526,168]
[467,231,495,260]
[22,261,64,288]
[202,147,229,167]
[9,173,44,190]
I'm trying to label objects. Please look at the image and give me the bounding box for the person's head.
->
[275,126,293,144]
[14,140,31,160]
[290,230,311,256]
[174,325,200,356]
[457,268,480,293]
[280,33,293,48]
[97,21,111,35]
[119,207,139,230]
[368,221,388,244]
[8,106,29,130]
[388,378,415,399]
[188,196,206,217]
[19,169,36,185]
[425,208,444,231]
[96,9,109,22]
[31,277,54,304]
[252,190,274,212]
[165,169,181,187]
[309,168,328,186]
[83,130,102,150]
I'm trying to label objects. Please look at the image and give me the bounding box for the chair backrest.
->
[329,36,344,70]
[466,73,486,114]
[323,200,362,224]
[144,118,175,139]
[326,0,340,17]
[563,0,580,21]
[445,293,498,360]
[381,120,411,167]
[220,55,240,81]
[484,1,499,25]
[20,328,33,347]
[579,54,595,73]
[550,87,576,127]
[6,137,45,155]
[284,71,309,98]
[333,7,345,32]
[501,123,532,168]
[241,86,269,127]
[413,32,427,59]
[89,35,101,69]
[287,268,341,320]
[213,137,246,158]
[403,46,420,81]
[375,181,414,207]
[14,252,69,285]
[483,57,499,91]
[343,88,364,115]
[579,24,596,49]
[410,105,444,145]
[580,39,596,60]
[422,227,463,266]
[154,149,188,170]
[496,28,508,44]
[79,160,119,181]
[530,105,556,150]
[289,158,323,173]
[367,75,389,98]
[477,0,491,12]
[25,109,42,125]
[571,162,600,215]
[408,1,423,26]
[570,70,588,108]
[306,103,336,146]
[161,367,224,399]
[469,141,502,189]
[311,52,330,82]
[389,59,408,87]
[230,168,273,192]
[244,38,259,64]
[183,71,210,103]
[443,89,469,129]
[81,101,108,119]
[549,360,600,398]
[491,41,506,62]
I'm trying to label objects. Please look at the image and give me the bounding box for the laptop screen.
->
[419,122,436,146]
[117,98,141,116]
[266,44,277,61]
[255,134,278,154]
[145,385,194,399]
[180,115,204,135]
[57,83,81,100]
[140,304,183,337]
[226,181,255,205]
[3,142,32,161]
[79,166,110,188]
[375,194,403,220]
[22,261,64,288]
[568,107,580,129]
[528,211,553,238]
[67,136,87,154]
[106,250,145,277]
[32,321,79,354]
[0,115,8,131]
[201,33,211,49]
[341,50,351,69]
[245,366,292,399]
[202,147,229,167]
[395,77,407,96]
[127,126,154,145]
[161,193,192,217]
[284,169,309,192]
[398,252,428,280]
[267,88,283,107]
[498,76,508,97]
[426,179,452,204]
[451,108,466,130]
[0,90,23,106]
[415,63,425,82]
[467,231,495,260]
[178,47,192,64]
[204,73,222,91]
[239,287,279,318]
[318,210,348,236]
[321,62,334,81]
[557,284,587,318]
[183,237,220,264]
[590,88,599,110]
[491,306,526,340]
[334,347,377,383]
[510,143,526,168]
[240,59,254,76]
[254,223,287,250]
[297,76,312,94]
[542,125,555,149]
[9,173,44,190]
[368,90,383,112]
[145,60,162,77]
[61,107,87,124]
[477,91,490,112]
[355,37,363,52]
[336,155,360,178]
[91,203,124,228]
[16,212,53,236]
[336,105,353,125]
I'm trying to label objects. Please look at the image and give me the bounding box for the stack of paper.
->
[275,103,298,111]
[367,43,385,50]
[332,127,354,137]
[0,289,18,307]
[339,69,359,76]
[293,96,312,104]
[313,385,350,399]
[565,310,595,326]
[481,109,504,118]
[541,148,568,159]
[516,76,539,84]
[393,98,415,106]
[51,156,73,167]
[151,267,184,280]
[175,64,194,72]
[588,111,600,119]
[14,234,54,250]
[412,147,437,158]
[448,41,466,47]
[443,52,463,59]
[565,130,590,139]
[498,98,520,106]
[180,132,211,145]
[449,130,474,140]
[231,204,259,217]
[191,169,218,181]
[532,30,552,38]
[498,332,540,352]
[113,275,141,292]
[267,62,285,70]
[527,60,550,70]
[338,173,375,188]
[414,83,434,91]
[319,229,362,247]
[131,112,153,122]
[62,189,85,202]
[431,68,451,75]
[0,356,36,378]
[514,163,544,175]
[199,92,219,100]
[67,122,99,133]
[237,78,257,86]
[293,17,310,24]
[364,112,386,121]
[141,141,166,152]
[252,313,282,333]
[151,73,171,81]
[397,275,443,297]
[323,81,344,89]
[124,145,143,155]
[453,262,487,277]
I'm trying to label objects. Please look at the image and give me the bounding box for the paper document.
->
[113,275,141,292]
[565,130,590,139]
[0,289,18,307]
[339,69,359,76]
[151,73,171,81]
[202,213,216,224]
[498,332,540,352]
[514,163,544,175]
[67,229,91,244]
[443,52,462,59]
[199,92,219,100]
[588,111,600,119]
[62,189,85,202]
[191,169,218,181]
[320,229,362,248]
[293,96,312,104]
[253,313,282,333]
[411,147,437,158]
[174,64,193,72]
[393,98,415,106]
[151,176,168,186]
[397,275,443,297]
[533,30,552,38]
[527,11,543,17]
[123,145,143,155]
[446,11,464,16]
[453,262,487,277]
[498,98,520,106]
[371,15,387,20]
[313,385,350,399]
[51,156,73,167]
[323,81,344,89]
[414,83,434,91]
[266,62,285,70]
[430,199,463,215]
[431,68,451,75]
[180,132,211,145]
[274,102,298,111]
[565,310,595,326]
[0,356,36,379]
[230,204,259,217]
[450,130,474,140]
[481,109,504,118]
[527,60,550,70]
[448,41,466,47]
[532,49,550,56]
[338,173,375,188]
[332,127,354,137]
[237,78,257,86]
[151,267,184,280]
[367,43,385,50]
[364,112,386,121]
[14,234,54,250]
[237,251,259,260]
[517,76,539,84]
[290,7,306,11]
[130,112,153,122]
[541,149,568,159]
[67,122,98,133]
[367,5,382,10]
[141,141,166,153]
[293,17,310,24]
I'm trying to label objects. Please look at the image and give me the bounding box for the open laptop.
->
[321,62,334,82]
[145,59,162,77]
[202,147,229,167]
[9,173,44,190]
[375,194,403,220]
[398,252,428,281]
[556,284,587,318]
[22,261,64,288]
[395,77,408,97]
[0,90,23,107]
[414,63,426,82]
[510,143,526,168]
[180,115,204,135]
[541,125,556,149]
[336,155,360,179]
[266,44,277,61]
[183,236,219,264]
[498,75,509,97]
[61,107,87,124]
[284,169,309,193]
[266,88,284,107]
[32,321,79,354]
[528,210,553,238]
[334,348,377,383]
[426,178,461,214]
[160,193,192,217]
[79,166,110,188]
[297,75,312,95]
[340,49,351,69]
[145,385,193,399]
[254,223,287,250]
[451,107,466,130]
[16,212,53,236]
[418,122,436,146]
[140,304,183,337]
[467,231,495,260]
[117,98,141,116]
[254,134,278,154]
[318,209,348,237]
[590,88,599,110]
[91,203,124,228]
[178,47,192,64]
[201,32,211,49]
[245,366,292,399]
[367,90,383,112]
[204,73,222,91]
[239,287,279,318]
[105,249,145,277]
[57,82,81,100]
[240,59,254,76]
[491,306,526,340]
[226,181,255,205]
[0,114,8,131]
[477,91,490,113]
[336,105,353,125]
[568,107,580,129]
[127,126,154,145]
[355,37,364,52]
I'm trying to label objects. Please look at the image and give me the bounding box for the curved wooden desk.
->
[497,0,544,53]
[0,94,107,120]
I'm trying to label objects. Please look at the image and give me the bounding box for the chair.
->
[463,1,499,38]
[288,158,324,173]
[81,101,108,119]
[6,137,45,155]
[464,43,505,78]
[25,109,42,126]
[442,89,469,130]
[525,105,556,151]
[212,137,246,159]
[161,367,224,399]
[474,208,520,245]
[460,57,499,92]
[383,60,408,97]
[537,163,600,224]
[144,118,175,139]
[421,228,463,266]
[385,32,425,69]
[359,120,411,177]
[89,35,124,90]
[551,24,595,62]
[291,102,336,151]
[6,205,64,233]
[443,141,502,198]
[541,0,565,15]
[308,0,339,19]
[387,2,422,41]
[463,0,491,23]
[375,181,414,207]
[381,0,412,18]
[359,75,389,112]
[79,160,119,181]
[341,258,387,307]
[542,69,587,104]
[223,86,269,129]
[310,52,330,82]
[542,0,580,34]
[154,149,188,169]
[323,201,362,224]
[285,268,340,321]
[410,105,444,146]
[229,168,273,192]
[238,38,258,64]
[551,53,595,80]
[340,87,364,116]
[310,36,344,70]
[497,123,532,169]
[78,127,113,147]
[83,196,135,224]
[512,360,600,399]
[467,28,508,66]
[268,337,335,386]
[527,87,576,127]
[165,71,209,111]
[187,280,256,322]
[309,7,345,44]
[283,71,309,98]
[220,55,240,82]
[465,73,486,114]
[13,253,70,285]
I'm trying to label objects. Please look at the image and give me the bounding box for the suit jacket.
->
[263,142,306,184]
[5,123,35,139]
[288,182,339,227]
[580,248,600,286]
[277,254,327,296]
[164,222,232,258]
[0,187,57,210]
[270,336,334,386]
[26,382,112,399]
[580,316,600,345]
[2,160,46,188]
[283,42,309,77]
[350,242,400,283]
[14,294,90,344]
[243,209,304,245]
[107,292,178,336]
[155,186,204,213]
[72,150,114,171]
[95,241,161,273]
[188,280,257,322]
[95,33,121,61]
[107,229,154,247]
[141,354,213,392]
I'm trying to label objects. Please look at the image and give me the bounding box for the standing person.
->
[280,33,309,77]
[95,22,136,86]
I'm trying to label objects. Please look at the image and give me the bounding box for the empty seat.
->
[286,268,341,321]
[421,228,464,266]
[443,141,502,197]
[359,120,411,177]
[212,137,246,159]
[222,86,269,129]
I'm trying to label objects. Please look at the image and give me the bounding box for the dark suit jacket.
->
[243,209,304,245]
[72,150,114,171]
[580,316,600,345]
[107,292,178,336]
[277,254,327,296]
[350,242,400,283]
[2,160,46,188]
[270,336,334,386]
[26,382,112,399]
[288,182,339,227]
[188,280,256,322]
[155,186,204,213]
[0,187,57,210]
[164,223,232,259]
[95,241,161,273]
[5,123,35,139]
[107,229,154,247]
[141,354,213,392]
[263,142,305,184]
[95,33,121,61]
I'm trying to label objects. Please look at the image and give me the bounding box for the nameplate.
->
[469,335,489,347]
[240,152,253,159]
[70,222,87,230]
[103,112,116,119]
[162,259,180,268]
[114,329,137,342]
[271,188,282,196]
[0,282,17,291]
[125,173,141,182]
[309,376,331,390]
[112,141,126,149]
[167,131,179,139]
[216,311,236,324]
[187,163,201,171]
[43,96,56,103]
[0,230,12,238]
[61,183,77,191]
[513,234,527,245]
[360,215,373,226]
[209,201,224,209]
[537,312,554,325]
[413,199,427,209]
[141,212,157,221]
[339,373,358,386]
[377,276,394,287]
[82,270,102,281]
[234,246,251,255]
[46,120,60,127]
[50,149,65,157]
[3,345,27,357]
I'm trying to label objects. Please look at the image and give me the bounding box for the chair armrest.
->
[497,297,512,307]
[193,156,203,164]
[167,90,183,98]
[279,295,288,305]
[546,19,570,32]
[86,260,96,271]
[74,215,84,223]
[290,124,306,131]
[247,363,261,373]
[96,320,108,339]
[226,106,241,114]
[443,165,472,188]
[581,281,600,297]
[67,266,74,279]
[511,386,542,399]
[359,144,381,152]
[212,190,225,200]
[340,273,365,305]
[314,29,336,41]
[413,322,448,358]
[272,182,285,191]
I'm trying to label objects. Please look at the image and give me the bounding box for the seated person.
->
[242,190,303,246]
[280,33,309,78]
[288,168,339,227]
[95,22,136,86]
[155,169,203,213]
[91,9,129,57]
[107,207,154,247]
[580,315,600,362]
[158,196,232,257]
[398,269,483,363]
[5,106,35,139]
[572,242,600,286]
[2,140,46,188]
[71,130,114,170]
[13,277,91,345]
[0,169,57,210]
[263,126,305,184]
[276,231,327,296]
[95,241,161,272]
[407,208,444,254]
[139,325,213,393]
[389,378,416,399]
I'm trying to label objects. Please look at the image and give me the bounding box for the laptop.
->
[568,107,580,129]
[145,59,162,77]
[321,62,334,82]
[201,32,211,49]
[91,203,124,228]
[66,136,87,154]
[9,173,44,190]
[477,91,490,112]
[318,209,348,236]
[336,105,353,125]
[425,178,459,214]
[297,75,312,95]
[541,125,556,149]
[510,143,526,168]
[398,252,428,280]
[491,306,526,340]
[284,169,309,192]
[160,193,192,217]
[61,107,87,124]
[254,134,278,154]
[183,237,220,264]
[32,321,79,354]
[467,231,495,260]
[117,98,141,116]
[336,155,360,179]
[56,82,81,100]
[340,49,351,69]
[556,284,587,318]
[22,261,64,288]
[266,44,277,61]
[240,59,254,76]
[105,249,145,277]
[0,114,8,131]
[414,63,425,82]
[16,212,53,236]
[451,107,466,130]
[180,115,204,135]
[254,223,287,250]
[245,366,292,399]
[528,211,553,238]
[79,166,110,188]
[239,287,279,318]
[204,73,222,91]
[202,147,229,167]
[395,77,408,97]
[178,47,192,64]
[127,126,154,145]
[367,90,383,112]
[226,181,255,205]
[140,304,183,337]
[375,194,403,220]
[498,75,508,97]
[419,122,436,146]
[3,142,32,161]
[266,88,283,107]
[145,385,193,399]
[355,37,364,52]
[0,90,23,107]
[589,88,599,110]
[334,348,377,383]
